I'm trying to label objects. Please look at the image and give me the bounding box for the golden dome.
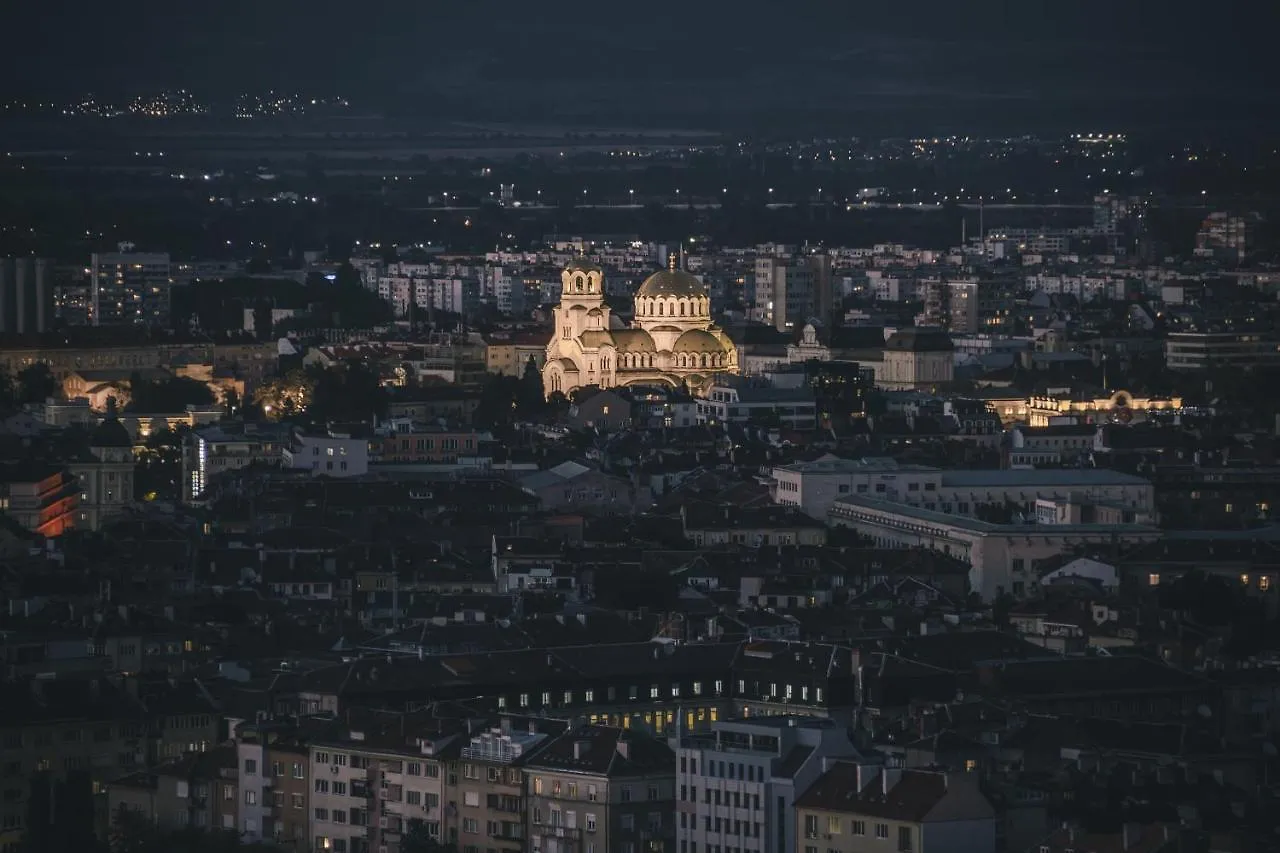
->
[636,269,708,299]
[673,329,727,354]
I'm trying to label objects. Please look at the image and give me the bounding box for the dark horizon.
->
[3,1,1278,135]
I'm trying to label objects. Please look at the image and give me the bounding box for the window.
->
[852,820,866,836]
[292,794,304,809]
[898,826,913,851]
[244,791,257,806]
[292,762,304,779]
[586,813,597,832]
[315,808,329,821]
[827,816,841,835]
[407,762,421,776]
[875,823,889,840]
[244,759,257,775]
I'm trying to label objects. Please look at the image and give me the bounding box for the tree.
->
[518,357,546,416]
[253,370,315,421]
[402,819,458,853]
[15,363,56,404]
[106,805,279,853]
[307,359,387,424]
[221,387,242,418]
[473,374,522,429]
[126,377,216,413]
[0,367,15,409]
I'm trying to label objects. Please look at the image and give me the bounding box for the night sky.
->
[3,1,1276,132]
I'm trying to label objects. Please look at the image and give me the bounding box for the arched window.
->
[701,353,709,368]
[679,302,686,316]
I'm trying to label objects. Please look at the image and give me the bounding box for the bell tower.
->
[554,260,609,341]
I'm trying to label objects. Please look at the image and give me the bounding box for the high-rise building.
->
[675,717,862,853]
[89,246,172,326]
[754,255,833,333]
[0,257,53,334]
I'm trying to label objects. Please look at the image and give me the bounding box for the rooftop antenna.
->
[668,250,679,272]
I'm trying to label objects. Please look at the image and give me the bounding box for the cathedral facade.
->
[542,258,738,398]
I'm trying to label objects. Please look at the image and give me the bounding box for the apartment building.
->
[0,463,78,537]
[794,764,995,853]
[310,718,467,853]
[236,722,314,845]
[107,747,239,833]
[183,424,287,503]
[524,725,675,853]
[443,720,559,852]
[89,249,173,326]
[675,717,862,853]
[1164,331,1280,371]
[282,428,370,478]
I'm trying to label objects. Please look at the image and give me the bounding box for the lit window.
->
[1148,573,1160,586]
[1262,577,1272,591]
[1241,574,1251,586]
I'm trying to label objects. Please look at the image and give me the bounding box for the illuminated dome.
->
[636,269,708,299]
[565,257,602,274]
[673,329,728,354]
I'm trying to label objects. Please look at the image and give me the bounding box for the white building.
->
[773,458,1155,522]
[698,381,817,429]
[675,717,863,853]
[828,497,1159,601]
[282,428,369,477]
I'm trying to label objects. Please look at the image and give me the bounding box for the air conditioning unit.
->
[330,765,341,774]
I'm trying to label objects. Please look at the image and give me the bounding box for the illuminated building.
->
[542,257,739,399]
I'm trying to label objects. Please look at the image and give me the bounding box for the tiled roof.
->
[796,763,950,823]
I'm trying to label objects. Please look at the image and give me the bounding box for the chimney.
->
[616,738,630,761]
[573,740,590,760]
[881,767,903,797]
[855,764,866,792]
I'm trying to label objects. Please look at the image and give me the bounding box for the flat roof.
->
[829,494,1161,537]
[774,457,939,475]
[939,469,1151,488]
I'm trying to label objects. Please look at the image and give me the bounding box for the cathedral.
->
[543,257,738,398]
